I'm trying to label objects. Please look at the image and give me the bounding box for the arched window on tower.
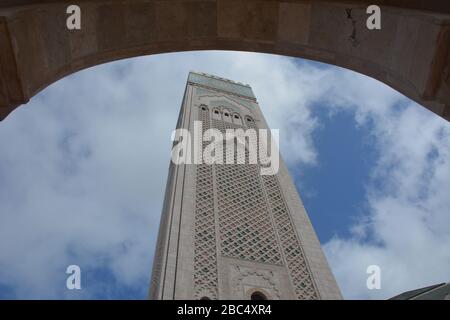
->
[232,113,242,125]
[222,108,232,123]
[245,115,254,125]
[212,108,221,120]
[250,291,268,300]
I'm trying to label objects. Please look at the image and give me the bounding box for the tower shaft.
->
[150,72,341,300]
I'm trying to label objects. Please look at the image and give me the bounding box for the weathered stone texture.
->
[150,72,343,299]
[0,0,448,121]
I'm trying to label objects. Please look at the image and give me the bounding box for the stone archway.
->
[0,0,449,121]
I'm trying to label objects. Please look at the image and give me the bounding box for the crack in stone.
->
[345,8,359,47]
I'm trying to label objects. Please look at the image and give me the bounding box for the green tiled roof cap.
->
[188,71,255,100]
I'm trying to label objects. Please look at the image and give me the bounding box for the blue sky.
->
[296,106,378,243]
[0,51,449,300]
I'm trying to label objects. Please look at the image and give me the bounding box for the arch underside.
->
[0,0,449,121]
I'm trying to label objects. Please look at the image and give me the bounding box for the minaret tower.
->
[150,72,341,300]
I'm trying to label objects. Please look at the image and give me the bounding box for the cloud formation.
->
[320,71,450,299]
[0,51,448,299]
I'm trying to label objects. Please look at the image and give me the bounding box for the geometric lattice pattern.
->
[150,74,342,300]
[261,174,319,299]
[193,104,319,299]
[193,107,218,299]
[246,120,320,300]
[213,119,283,265]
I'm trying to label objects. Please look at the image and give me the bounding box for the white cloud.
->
[320,71,450,299]
[0,51,321,298]
[0,51,449,299]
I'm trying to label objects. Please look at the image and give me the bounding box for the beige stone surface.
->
[150,72,343,299]
[0,0,449,121]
